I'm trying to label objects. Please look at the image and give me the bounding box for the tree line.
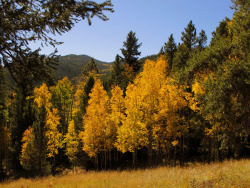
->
[0,0,249,177]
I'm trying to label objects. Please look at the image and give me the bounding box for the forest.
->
[0,0,249,179]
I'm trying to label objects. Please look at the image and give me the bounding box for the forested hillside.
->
[55,55,112,81]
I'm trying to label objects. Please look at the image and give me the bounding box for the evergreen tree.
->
[181,20,197,50]
[0,0,113,82]
[109,54,124,88]
[157,47,165,57]
[82,58,99,77]
[51,77,73,135]
[164,34,177,71]
[0,66,9,178]
[121,31,142,72]
[197,30,207,50]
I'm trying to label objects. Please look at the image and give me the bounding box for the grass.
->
[1,159,249,188]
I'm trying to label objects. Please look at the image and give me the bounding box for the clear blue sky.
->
[30,0,234,62]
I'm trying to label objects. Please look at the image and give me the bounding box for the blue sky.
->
[30,0,234,62]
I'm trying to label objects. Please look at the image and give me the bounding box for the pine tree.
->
[157,47,165,57]
[109,55,124,88]
[1,1,113,82]
[82,58,99,77]
[0,66,9,177]
[181,20,197,50]
[51,77,73,135]
[164,34,177,71]
[121,31,142,73]
[197,30,207,50]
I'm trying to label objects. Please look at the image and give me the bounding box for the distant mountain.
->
[4,54,158,88]
[139,54,158,63]
[55,54,112,81]
[55,54,158,82]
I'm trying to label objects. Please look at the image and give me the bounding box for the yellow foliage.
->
[171,140,179,147]
[110,86,125,125]
[116,81,148,153]
[81,79,110,157]
[20,126,34,168]
[124,63,135,81]
[64,120,79,163]
[34,83,52,110]
[46,108,62,158]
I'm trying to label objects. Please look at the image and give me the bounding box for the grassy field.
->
[1,159,249,188]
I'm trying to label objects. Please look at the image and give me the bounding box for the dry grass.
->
[1,159,249,188]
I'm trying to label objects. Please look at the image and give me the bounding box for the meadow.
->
[1,159,249,188]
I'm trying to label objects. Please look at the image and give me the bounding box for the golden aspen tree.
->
[155,77,189,165]
[46,108,62,173]
[134,56,168,165]
[64,120,79,172]
[20,127,38,171]
[108,86,125,168]
[20,83,54,174]
[109,86,125,147]
[116,82,148,168]
[80,79,109,168]
[33,83,52,110]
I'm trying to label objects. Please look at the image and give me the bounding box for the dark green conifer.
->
[109,54,124,87]
[164,34,177,70]
[157,47,165,57]
[181,20,197,50]
[197,30,207,50]
[121,31,142,73]
[82,58,99,77]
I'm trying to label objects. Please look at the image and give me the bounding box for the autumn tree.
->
[155,78,189,166]
[64,120,79,172]
[131,56,168,165]
[20,83,53,174]
[116,82,148,168]
[80,79,110,169]
[109,85,125,167]
[20,127,38,172]
[46,108,62,173]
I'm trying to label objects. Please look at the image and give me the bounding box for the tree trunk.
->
[133,149,137,169]
[95,154,98,170]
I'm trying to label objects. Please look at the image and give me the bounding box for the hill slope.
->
[55,54,112,81]
[54,54,158,82]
